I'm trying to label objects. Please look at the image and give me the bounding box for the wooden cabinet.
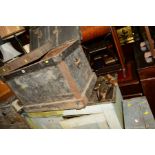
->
[138,66,155,116]
[116,29,143,99]
[81,26,125,76]
[134,41,155,117]
[118,61,143,99]
[0,80,14,103]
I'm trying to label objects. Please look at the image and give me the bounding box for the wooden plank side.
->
[102,104,123,129]
[25,116,64,129]
[62,101,121,117]
[113,86,124,128]
[60,113,109,129]
[23,86,123,129]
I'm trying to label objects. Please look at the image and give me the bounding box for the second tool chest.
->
[0,27,97,112]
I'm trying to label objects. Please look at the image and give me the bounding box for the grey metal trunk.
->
[3,40,97,112]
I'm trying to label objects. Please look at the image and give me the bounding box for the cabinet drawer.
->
[139,66,155,80]
[119,81,142,98]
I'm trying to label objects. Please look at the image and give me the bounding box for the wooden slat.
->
[111,27,126,76]
[24,86,123,129]
[60,113,109,129]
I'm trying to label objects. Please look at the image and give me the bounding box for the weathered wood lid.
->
[30,26,81,51]
[1,40,79,80]
[0,27,81,78]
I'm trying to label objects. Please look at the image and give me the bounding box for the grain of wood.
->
[24,86,123,129]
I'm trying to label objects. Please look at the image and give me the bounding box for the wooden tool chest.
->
[0,27,97,112]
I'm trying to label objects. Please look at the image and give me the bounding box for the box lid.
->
[0,27,81,77]
[30,26,81,51]
[1,40,79,79]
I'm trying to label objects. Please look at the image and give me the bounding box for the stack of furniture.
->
[1,26,154,129]
[0,26,124,129]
